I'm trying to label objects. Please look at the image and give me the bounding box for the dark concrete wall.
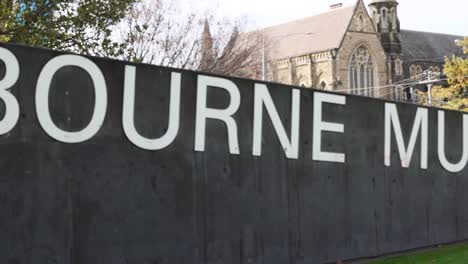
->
[0,43,467,264]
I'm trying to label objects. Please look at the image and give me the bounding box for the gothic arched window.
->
[410,65,416,77]
[410,64,423,78]
[395,58,403,75]
[381,7,389,30]
[428,66,441,79]
[349,45,375,97]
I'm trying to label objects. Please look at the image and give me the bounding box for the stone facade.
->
[268,51,334,90]
[335,0,390,96]
[232,0,464,100]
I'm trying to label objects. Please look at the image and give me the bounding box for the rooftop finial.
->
[330,3,343,9]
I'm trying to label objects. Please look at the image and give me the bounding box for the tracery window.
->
[349,45,375,97]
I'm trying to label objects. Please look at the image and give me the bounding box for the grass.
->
[368,243,468,264]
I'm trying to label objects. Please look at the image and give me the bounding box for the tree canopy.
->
[0,0,136,57]
[419,37,468,112]
[1,0,260,77]
[445,37,468,92]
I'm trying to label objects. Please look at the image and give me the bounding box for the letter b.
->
[0,47,20,135]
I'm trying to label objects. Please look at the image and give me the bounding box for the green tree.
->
[445,37,468,92]
[419,37,468,112]
[0,0,136,57]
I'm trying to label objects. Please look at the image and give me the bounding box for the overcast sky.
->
[183,0,468,36]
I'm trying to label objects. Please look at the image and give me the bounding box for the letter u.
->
[123,66,181,150]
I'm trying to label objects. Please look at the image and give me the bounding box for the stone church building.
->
[206,0,465,99]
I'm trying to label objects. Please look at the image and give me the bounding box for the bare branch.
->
[116,0,262,77]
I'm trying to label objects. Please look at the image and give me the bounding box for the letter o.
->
[36,55,107,143]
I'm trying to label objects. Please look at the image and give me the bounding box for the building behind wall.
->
[201,0,465,100]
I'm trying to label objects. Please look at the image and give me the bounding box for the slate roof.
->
[261,5,355,61]
[400,30,465,62]
[369,0,398,3]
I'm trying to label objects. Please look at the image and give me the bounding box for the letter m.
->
[385,103,428,169]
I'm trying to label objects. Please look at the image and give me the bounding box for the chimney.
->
[330,3,343,9]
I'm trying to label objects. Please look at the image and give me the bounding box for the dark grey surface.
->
[400,30,464,62]
[0,43,467,264]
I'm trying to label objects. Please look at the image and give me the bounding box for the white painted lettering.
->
[123,66,181,150]
[384,103,428,169]
[312,92,346,163]
[36,55,107,143]
[195,75,240,154]
[252,84,300,159]
[0,47,20,135]
[438,111,468,172]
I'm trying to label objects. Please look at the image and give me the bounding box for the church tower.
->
[368,0,401,54]
[368,0,403,84]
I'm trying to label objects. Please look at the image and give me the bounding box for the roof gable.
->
[347,0,376,34]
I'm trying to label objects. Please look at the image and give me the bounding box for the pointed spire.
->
[201,18,213,49]
[203,18,211,36]
[200,18,214,71]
